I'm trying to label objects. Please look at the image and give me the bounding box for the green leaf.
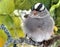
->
[11,15,25,38]
[0,0,15,14]
[15,0,51,10]
[55,6,60,26]
[0,14,14,42]
[0,14,14,29]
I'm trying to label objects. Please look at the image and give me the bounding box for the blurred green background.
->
[0,0,60,47]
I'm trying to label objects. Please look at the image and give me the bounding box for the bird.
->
[21,3,55,43]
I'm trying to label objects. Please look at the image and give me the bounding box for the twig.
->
[41,35,60,47]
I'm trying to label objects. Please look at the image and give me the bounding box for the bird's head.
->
[30,3,49,18]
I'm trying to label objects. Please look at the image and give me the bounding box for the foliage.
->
[0,0,15,14]
[15,0,51,10]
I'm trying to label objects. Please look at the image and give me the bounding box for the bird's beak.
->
[32,10,38,16]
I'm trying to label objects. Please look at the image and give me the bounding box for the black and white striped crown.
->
[31,3,45,12]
